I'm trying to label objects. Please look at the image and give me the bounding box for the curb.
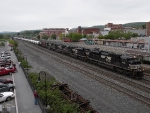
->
[12,74,18,113]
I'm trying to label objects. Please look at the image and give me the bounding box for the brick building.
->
[105,23,122,30]
[69,26,100,35]
[39,28,68,38]
[146,21,150,36]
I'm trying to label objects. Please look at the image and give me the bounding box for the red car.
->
[5,65,17,73]
[0,78,13,84]
[0,65,17,76]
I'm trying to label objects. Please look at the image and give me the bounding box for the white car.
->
[0,92,15,102]
[0,54,11,60]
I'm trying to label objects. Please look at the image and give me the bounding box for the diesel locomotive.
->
[18,38,144,79]
[38,40,144,79]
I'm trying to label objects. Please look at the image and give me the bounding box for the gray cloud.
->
[0,0,150,32]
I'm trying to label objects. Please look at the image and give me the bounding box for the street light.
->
[38,71,47,108]
[24,55,28,74]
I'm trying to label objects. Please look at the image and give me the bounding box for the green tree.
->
[68,33,73,38]
[0,34,4,39]
[51,34,56,39]
[8,39,18,47]
[83,34,87,38]
[17,33,20,36]
[4,34,10,38]
[0,42,5,46]
[42,35,49,40]
[37,35,40,40]
[142,24,146,29]
[59,33,66,40]
[100,30,135,40]
[68,33,82,42]
[131,33,138,37]
[98,35,104,39]
[33,30,41,34]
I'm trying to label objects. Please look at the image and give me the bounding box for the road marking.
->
[12,74,18,113]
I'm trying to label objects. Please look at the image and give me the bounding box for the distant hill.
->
[0,29,42,36]
[91,22,146,30]
[91,25,105,30]
[0,32,18,35]
[122,22,146,28]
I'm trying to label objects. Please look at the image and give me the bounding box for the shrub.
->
[0,42,5,46]
[28,72,80,113]
[8,39,18,47]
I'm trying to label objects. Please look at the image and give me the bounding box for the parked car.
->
[3,52,11,57]
[0,68,11,76]
[0,59,12,67]
[0,78,13,84]
[5,65,17,73]
[1,51,10,55]
[0,65,16,76]
[0,92,15,102]
[0,51,11,59]
[0,83,15,92]
[0,54,11,60]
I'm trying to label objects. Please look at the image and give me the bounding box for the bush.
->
[28,72,80,113]
[14,48,32,68]
[0,42,5,46]
[8,39,18,47]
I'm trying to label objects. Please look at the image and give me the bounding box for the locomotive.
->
[38,40,144,79]
[18,38,144,79]
[88,48,143,78]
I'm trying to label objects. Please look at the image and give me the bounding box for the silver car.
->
[0,83,15,92]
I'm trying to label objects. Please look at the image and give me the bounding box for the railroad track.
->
[24,42,150,108]
[23,43,98,112]
[32,43,150,92]
[144,72,150,76]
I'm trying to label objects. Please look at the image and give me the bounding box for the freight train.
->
[17,38,144,79]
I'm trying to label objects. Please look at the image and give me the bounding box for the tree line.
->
[40,30,139,42]
[98,30,138,40]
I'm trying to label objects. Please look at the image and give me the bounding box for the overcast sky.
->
[0,0,150,32]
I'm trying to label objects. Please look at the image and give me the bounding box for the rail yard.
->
[16,39,150,113]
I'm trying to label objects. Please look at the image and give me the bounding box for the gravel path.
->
[17,40,150,113]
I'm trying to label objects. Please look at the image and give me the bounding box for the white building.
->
[129,37,150,51]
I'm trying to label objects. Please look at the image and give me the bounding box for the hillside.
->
[122,22,146,28]
[0,31,16,34]
[91,25,105,30]
[91,22,146,30]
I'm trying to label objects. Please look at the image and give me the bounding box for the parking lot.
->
[0,41,42,113]
[0,43,16,112]
[0,75,16,110]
